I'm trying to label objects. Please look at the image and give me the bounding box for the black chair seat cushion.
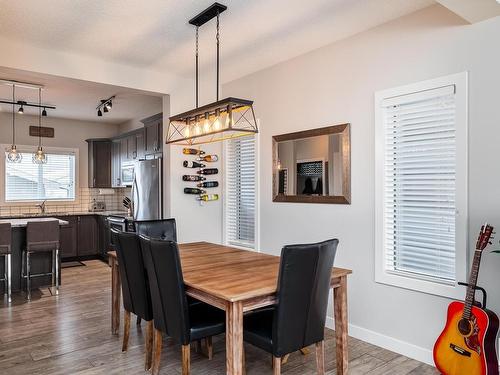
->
[153,297,205,333]
[189,302,226,341]
[243,307,275,353]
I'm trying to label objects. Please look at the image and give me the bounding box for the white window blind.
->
[5,151,76,201]
[382,85,457,284]
[225,136,256,249]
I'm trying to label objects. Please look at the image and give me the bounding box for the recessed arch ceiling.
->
[0,0,434,84]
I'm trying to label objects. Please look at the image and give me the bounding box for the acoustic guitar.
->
[434,224,499,375]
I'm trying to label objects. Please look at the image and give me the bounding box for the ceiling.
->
[0,67,162,124]
[0,0,435,84]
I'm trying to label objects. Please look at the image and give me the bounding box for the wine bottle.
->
[197,181,219,188]
[183,148,205,155]
[183,160,206,168]
[197,194,219,202]
[184,188,206,195]
[197,168,218,175]
[197,155,218,162]
[182,175,206,182]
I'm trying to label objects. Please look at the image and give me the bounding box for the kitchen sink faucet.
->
[37,200,46,214]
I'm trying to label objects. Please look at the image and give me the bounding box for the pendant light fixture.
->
[7,85,22,163]
[166,2,258,145]
[32,88,47,164]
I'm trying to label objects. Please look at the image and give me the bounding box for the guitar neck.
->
[462,249,483,320]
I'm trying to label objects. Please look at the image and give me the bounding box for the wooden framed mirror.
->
[272,123,351,204]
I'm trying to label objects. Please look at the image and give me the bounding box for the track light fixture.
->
[96,96,115,117]
[42,107,47,117]
[18,103,24,114]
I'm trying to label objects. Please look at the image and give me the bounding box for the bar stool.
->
[0,223,12,303]
[23,220,60,301]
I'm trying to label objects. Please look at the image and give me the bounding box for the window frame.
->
[222,132,260,252]
[0,145,79,205]
[374,72,468,299]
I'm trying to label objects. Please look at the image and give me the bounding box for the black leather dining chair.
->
[135,219,177,241]
[243,239,339,375]
[139,236,226,375]
[112,229,154,370]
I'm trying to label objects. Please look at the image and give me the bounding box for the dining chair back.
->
[140,236,190,344]
[112,229,154,369]
[113,229,153,321]
[273,239,338,357]
[135,219,177,242]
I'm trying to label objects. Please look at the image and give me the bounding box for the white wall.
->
[165,78,224,244]
[0,112,119,188]
[223,5,500,364]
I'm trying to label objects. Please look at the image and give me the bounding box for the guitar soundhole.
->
[458,318,472,336]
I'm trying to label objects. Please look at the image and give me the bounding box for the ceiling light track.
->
[96,95,115,117]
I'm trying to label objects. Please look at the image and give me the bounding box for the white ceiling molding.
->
[436,0,500,23]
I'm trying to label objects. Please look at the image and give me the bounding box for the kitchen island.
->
[0,217,68,293]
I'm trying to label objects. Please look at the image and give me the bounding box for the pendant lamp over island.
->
[7,85,22,163]
[32,88,47,164]
[166,2,258,145]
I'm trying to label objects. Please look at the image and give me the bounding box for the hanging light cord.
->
[195,26,199,109]
[38,88,42,148]
[216,10,220,101]
[12,85,16,145]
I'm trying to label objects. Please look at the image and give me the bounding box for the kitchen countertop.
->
[0,211,132,220]
[0,217,69,227]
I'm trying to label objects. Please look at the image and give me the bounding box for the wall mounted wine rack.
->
[182,147,220,205]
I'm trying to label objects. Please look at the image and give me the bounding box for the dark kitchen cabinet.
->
[87,139,112,188]
[111,140,121,187]
[97,215,110,256]
[142,113,163,156]
[58,216,78,259]
[77,215,98,256]
[135,130,145,160]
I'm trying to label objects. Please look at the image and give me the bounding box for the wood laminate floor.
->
[0,260,438,374]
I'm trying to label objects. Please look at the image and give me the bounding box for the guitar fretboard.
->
[462,249,482,320]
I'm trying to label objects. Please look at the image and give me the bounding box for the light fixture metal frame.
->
[167,2,258,146]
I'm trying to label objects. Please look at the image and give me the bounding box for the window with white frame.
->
[375,72,468,298]
[4,149,76,202]
[224,136,257,249]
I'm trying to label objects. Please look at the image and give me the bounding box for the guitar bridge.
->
[450,343,471,357]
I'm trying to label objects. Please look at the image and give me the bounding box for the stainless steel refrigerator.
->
[132,158,163,220]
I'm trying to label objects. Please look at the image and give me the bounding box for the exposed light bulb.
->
[32,147,47,164]
[18,105,24,114]
[213,117,221,130]
[203,113,210,133]
[7,145,22,163]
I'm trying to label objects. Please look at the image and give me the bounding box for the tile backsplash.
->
[0,187,131,217]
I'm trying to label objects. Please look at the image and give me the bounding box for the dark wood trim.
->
[273,194,350,204]
[272,123,351,204]
[272,123,348,143]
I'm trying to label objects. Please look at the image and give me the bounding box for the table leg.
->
[111,257,121,335]
[226,301,243,375]
[333,275,348,374]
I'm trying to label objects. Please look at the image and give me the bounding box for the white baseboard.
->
[325,316,434,366]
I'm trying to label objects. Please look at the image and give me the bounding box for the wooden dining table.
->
[108,242,352,375]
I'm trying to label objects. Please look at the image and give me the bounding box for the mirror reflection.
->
[273,124,350,204]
